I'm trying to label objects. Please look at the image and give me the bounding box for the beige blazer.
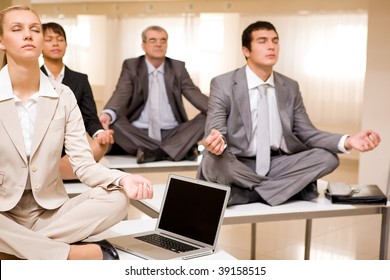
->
[0,69,125,212]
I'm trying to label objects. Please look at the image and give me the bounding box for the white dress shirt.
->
[42,64,65,83]
[240,66,285,157]
[104,59,179,130]
[0,66,59,157]
[240,65,348,156]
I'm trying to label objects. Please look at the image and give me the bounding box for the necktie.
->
[256,84,270,175]
[148,70,161,141]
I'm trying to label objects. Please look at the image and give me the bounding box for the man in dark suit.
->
[199,21,381,206]
[99,25,208,163]
[41,22,113,179]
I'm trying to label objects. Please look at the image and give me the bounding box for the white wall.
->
[359,0,390,193]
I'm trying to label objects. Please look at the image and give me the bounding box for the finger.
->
[141,183,152,199]
[364,135,378,149]
[106,129,113,135]
[203,138,211,148]
[209,142,219,151]
[143,184,150,199]
[101,135,108,145]
[217,142,225,154]
[208,141,219,153]
[134,185,142,200]
[370,131,381,145]
[148,184,153,198]
[204,134,217,147]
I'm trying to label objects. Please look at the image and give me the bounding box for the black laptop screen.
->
[157,177,227,245]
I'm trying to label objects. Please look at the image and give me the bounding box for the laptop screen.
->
[157,176,228,246]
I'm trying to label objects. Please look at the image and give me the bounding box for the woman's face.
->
[0,9,43,63]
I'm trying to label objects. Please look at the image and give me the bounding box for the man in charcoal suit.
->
[100,25,208,163]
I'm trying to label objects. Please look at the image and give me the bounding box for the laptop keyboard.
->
[135,234,198,253]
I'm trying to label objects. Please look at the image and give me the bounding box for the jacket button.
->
[34,184,40,190]
[32,166,37,172]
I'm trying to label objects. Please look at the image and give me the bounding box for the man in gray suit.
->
[100,26,208,163]
[199,21,381,207]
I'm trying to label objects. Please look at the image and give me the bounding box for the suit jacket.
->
[104,55,208,124]
[40,65,104,137]
[0,68,125,212]
[205,66,343,156]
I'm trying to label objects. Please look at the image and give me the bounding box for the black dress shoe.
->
[184,145,199,161]
[136,148,170,163]
[98,239,120,260]
[74,239,119,260]
[291,182,319,201]
[137,149,151,163]
[227,186,264,206]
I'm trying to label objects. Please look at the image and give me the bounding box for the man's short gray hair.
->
[141,25,168,42]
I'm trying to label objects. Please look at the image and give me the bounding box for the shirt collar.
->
[0,65,14,101]
[145,59,165,75]
[43,64,65,82]
[40,70,59,98]
[0,65,58,101]
[246,65,275,90]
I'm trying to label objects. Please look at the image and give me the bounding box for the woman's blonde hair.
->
[0,5,40,68]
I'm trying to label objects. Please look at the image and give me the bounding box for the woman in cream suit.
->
[0,5,153,260]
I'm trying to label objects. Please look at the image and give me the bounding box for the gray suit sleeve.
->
[104,60,134,117]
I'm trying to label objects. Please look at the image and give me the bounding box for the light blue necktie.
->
[256,84,270,175]
[148,70,161,141]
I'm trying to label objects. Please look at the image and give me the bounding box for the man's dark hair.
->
[42,22,67,42]
[242,21,278,51]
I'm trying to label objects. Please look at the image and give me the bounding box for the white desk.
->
[85,219,236,260]
[98,155,199,173]
[130,182,390,260]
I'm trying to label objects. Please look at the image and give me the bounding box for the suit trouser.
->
[0,187,128,260]
[111,113,206,161]
[199,148,340,206]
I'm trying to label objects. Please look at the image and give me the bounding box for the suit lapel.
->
[62,66,75,89]
[163,60,174,99]
[163,60,180,119]
[274,72,292,132]
[30,89,60,158]
[0,99,27,163]
[138,58,149,102]
[233,67,252,142]
[40,65,48,76]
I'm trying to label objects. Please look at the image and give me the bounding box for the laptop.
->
[107,174,230,260]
